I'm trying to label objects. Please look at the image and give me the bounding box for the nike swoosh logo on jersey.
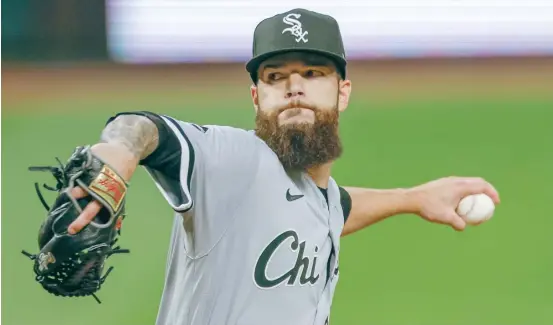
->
[286,189,304,201]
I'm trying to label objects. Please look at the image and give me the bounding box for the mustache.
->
[275,100,318,115]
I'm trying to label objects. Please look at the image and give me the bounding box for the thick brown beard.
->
[255,106,343,171]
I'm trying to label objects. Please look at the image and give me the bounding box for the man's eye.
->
[305,69,323,78]
[268,72,284,81]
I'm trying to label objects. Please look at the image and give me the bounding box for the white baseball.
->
[456,194,495,225]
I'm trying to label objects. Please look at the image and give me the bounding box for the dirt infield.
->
[3,56,553,112]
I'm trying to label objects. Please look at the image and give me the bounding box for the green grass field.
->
[3,62,553,325]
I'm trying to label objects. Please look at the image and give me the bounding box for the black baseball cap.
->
[246,8,347,82]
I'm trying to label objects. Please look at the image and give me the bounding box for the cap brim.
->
[245,48,347,78]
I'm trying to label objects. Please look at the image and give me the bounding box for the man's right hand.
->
[67,143,139,234]
[66,113,160,234]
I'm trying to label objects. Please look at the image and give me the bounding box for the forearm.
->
[341,187,417,236]
[99,114,160,160]
[90,114,160,181]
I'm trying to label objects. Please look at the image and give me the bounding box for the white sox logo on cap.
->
[282,13,308,43]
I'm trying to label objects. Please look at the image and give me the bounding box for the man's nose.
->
[285,74,305,99]
[285,90,305,99]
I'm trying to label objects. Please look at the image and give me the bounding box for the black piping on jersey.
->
[162,115,196,202]
[316,186,350,285]
[105,111,195,213]
[105,111,182,180]
[326,244,335,285]
[317,186,352,223]
[339,186,352,222]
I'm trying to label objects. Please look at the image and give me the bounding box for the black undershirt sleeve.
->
[105,111,182,180]
[317,186,352,223]
[338,186,352,222]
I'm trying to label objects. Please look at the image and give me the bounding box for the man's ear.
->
[251,84,259,113]
[338,79,352,113]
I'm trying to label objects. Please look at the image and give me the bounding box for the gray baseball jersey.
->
[107,112,351,325]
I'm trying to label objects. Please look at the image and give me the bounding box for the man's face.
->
[251,52,352,170]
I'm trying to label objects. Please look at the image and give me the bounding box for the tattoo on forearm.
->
[100,115,160,160]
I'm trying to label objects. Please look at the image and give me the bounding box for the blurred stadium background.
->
[3,1,553,325]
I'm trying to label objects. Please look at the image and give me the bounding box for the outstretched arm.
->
[100,114,160,161]
[67,110,259,234]
[341,187,414,237]
[341,177,500,237]
[67,114,160,234]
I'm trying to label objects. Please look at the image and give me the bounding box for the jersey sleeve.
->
[104,111,260,215]
[338,186,352,222]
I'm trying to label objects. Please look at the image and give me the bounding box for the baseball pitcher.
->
[24,8,500,325]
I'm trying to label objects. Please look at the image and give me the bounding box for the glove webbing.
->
[22,158,130,304]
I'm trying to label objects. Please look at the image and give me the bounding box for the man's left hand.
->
[407,177,501,231]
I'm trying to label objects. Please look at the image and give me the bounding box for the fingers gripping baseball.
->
[454,177,501,205]
[441,210,467,231]
[412,176,500,231]
[424,208,466,231]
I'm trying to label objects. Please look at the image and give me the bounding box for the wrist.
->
[90,143,139,182]
[400,187,422,215]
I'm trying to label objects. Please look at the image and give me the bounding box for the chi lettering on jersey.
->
[254,230,320,288]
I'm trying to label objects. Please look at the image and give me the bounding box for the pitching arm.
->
[340,177,500,236]
[340,187,415,237]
